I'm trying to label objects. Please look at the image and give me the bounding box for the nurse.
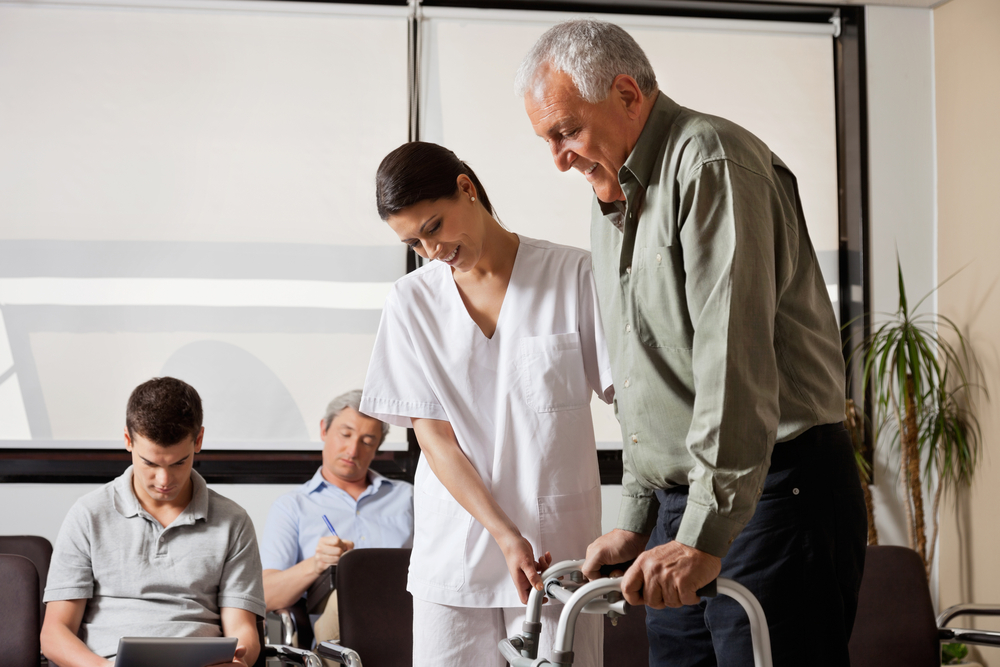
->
[360,141,613,667]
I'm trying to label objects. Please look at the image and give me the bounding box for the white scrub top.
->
[361,236,614,608]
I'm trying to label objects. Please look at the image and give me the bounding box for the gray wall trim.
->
[0,241,406,282]
[2,305,383,335]
[816,249,839,291]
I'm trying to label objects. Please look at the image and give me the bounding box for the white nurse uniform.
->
[360,236,614,610]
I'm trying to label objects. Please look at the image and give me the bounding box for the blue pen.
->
[322,515,338,537]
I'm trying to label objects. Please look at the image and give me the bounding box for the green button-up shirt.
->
[591,93,846,558]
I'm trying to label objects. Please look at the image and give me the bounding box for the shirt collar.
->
[113,465,208,521]
[598,93,681,225]
[620,92,681,191]
[306,466,392,496]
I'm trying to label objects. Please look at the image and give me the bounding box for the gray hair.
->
[322,389,389,446]
[515,19,658,104]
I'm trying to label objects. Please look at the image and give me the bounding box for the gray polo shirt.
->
[44,467,266,659]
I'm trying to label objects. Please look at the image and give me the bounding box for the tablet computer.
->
[115,636,238,667]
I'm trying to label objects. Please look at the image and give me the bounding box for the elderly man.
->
[517,20,866,666]
[260,389,413,644]
[41,377,265,667]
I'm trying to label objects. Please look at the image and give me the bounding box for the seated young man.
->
[260,389,413,643]
[40,377,266,667]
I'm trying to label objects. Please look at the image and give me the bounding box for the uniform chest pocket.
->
[519,333,590,413]
[633,246,694,350]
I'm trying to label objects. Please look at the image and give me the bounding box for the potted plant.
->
[846,260,988,666]
[846,259,986,575]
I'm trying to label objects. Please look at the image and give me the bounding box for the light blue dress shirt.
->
[259,467,414,572]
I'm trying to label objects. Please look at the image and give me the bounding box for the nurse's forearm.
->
[411,418,522,543]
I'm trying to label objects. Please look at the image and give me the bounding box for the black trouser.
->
[645,423,867,667]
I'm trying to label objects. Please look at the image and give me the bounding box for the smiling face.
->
[125,428,203,508]
[525,68,639,204]
[320,407,383,489]
[386,175,487,272]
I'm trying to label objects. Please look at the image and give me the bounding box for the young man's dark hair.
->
[125,377,203,445]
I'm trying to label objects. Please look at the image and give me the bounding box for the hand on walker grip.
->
[500,534,550,604]
[622,540,721,609]
[581,528,648,582]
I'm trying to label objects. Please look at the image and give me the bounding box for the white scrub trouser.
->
[411,597,603,667]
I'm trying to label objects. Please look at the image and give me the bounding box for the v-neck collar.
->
[446,234,522,341]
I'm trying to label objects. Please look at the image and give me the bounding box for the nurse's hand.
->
[581,528,648,581]
[621,541,721,609]
[499,533,546,604]
[313,535,355,575]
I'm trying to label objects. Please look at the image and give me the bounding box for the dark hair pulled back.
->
[375,142,494,220]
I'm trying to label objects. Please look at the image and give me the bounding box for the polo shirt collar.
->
[112,465,208,522]
[306,466,392,497]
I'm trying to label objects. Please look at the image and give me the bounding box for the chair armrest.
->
[263,644,324,667]
[269,608,299,647]
[317,641,363,667]
[938,603,1000,628]
[938,604,1000,649]
[939,627,1000,648]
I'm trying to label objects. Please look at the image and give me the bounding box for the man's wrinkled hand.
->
[621,541,721,609]
[581,529,648,582]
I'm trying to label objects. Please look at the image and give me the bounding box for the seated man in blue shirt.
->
[260,389,414,643]
[40,377,266,667]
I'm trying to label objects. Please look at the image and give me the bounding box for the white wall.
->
[864,4,939,599]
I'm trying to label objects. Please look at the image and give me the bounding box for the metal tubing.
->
[715,579,773,667]
[552,578,626,658]
[937,603,1000,628]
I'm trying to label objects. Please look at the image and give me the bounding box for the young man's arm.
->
[40,599,113,667]
[216,607,260,667]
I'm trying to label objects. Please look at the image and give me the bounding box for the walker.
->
[497,559,773,667]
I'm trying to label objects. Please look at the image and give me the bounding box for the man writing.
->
[40,377,265,667]
[517,20,866,665]
[260,389,413,644]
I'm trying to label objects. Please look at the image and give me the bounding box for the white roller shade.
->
[418,9,839,446]
[0,0,410,448]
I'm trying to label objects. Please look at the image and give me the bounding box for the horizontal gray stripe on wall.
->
[816,249,838,289]
[0,240,407,282]
[2,305,383,335]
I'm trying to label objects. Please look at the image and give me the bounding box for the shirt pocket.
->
[519,332,590,412]
[536,485,602,562]
[410,491,471,591]
[633,246,694,350]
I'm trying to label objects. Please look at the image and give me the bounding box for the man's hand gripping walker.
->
[497,559,773,667]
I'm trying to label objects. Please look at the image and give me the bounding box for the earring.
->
[470,196,476,202]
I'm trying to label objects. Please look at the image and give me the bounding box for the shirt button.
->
[656,253,662,263]
[625,266,631,274]
[623,378,630,388]
[631,434,638,443]
[792,488,800,496]
[625,323,632,333]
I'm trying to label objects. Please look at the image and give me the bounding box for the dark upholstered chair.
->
[0,535,53,627]
[848,545,941,667]
[849,545,1000,667]
[0,554,42,667]
[322,547,412,667]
